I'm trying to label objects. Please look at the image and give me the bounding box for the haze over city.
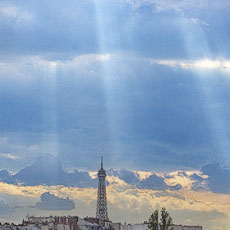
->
[0,0,230,230]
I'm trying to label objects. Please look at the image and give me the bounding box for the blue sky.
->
[0,0,230,229]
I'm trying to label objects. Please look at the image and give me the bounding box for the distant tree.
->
[160,208,172,230]
[148,208,172,230]
[148,209,159,230]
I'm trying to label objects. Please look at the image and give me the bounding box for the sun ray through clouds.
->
[92,0,129,165]
[179,16,230,165]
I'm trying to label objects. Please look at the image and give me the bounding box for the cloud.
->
[0,1,230,228]
[0,0,230,173]
[0,155,98,188]
[125,0,207,12]
[151,58,230,72]
[12,155,97,187]
[165,171,199,190]
[189,18,209,27]
[0,153,18,160]
[0,2,33,25]
[138,174,169,190]
[0,169,16,184]
[125,0,230,13]
[3,155,230,197]
[201,163,230,194]
[0,39,230,172]
[14,155,65,186]
[0,137,39,171]
[1,0,226,59]
[165,170,210,193]
[0,200,14,215]
[0,177,229,230]
[133,171,153,181]
[0,156,176,190]
[108,169,139,185]
[35,192,75,210]
[108,169,180,191]
[154,191,185,200]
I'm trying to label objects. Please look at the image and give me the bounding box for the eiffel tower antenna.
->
[101,156,103,169]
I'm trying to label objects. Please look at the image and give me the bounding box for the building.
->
[112,223,149,230]
[96,157,109,226]
[26,216,55,224]
[0,215,103,230]
[0,223,41,230]
[170,225,202,230]
[21,216,102,230]
[111,223,202,230]
[84,218,99,225]
[23,216,79,230]
[78,219,100,230]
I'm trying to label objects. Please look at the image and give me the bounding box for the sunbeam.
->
[180,16,230,165]
[41,62,59,158]
[93,0,129,165]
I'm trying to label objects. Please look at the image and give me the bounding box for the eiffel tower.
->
[96,156,109,225]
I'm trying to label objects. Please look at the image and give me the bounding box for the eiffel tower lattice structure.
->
[96,156,109,225]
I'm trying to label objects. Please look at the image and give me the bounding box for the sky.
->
[0,0,230,229]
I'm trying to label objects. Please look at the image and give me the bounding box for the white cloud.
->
[1,53,230,91]
[165,170,208,190]
[0,153,18,160]
[0,53,112,82]
[133,171,153,181]
[189,17,209,27]
[0,2,33,25]
[125,0,208,12]
[151,58,230,72]
[88,171,97,179]
[165,171,193,189]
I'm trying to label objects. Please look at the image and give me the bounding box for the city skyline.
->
[0,155,227,229]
